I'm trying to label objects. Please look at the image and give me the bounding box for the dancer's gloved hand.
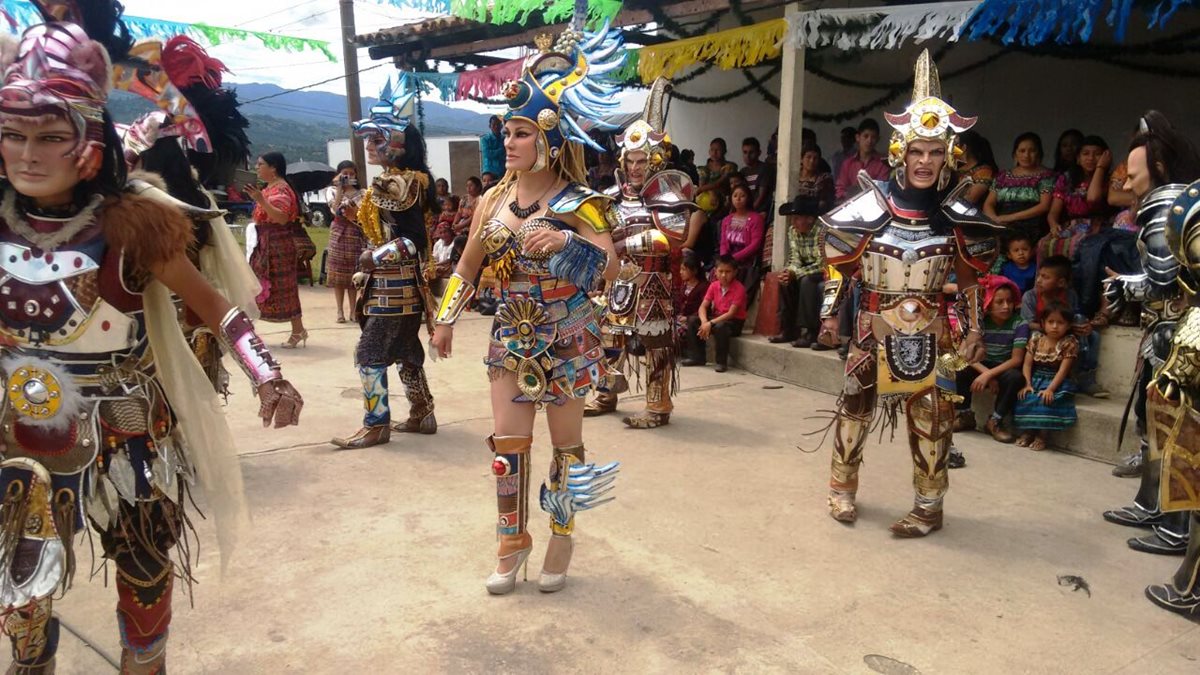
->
[958,330,986,365]
[257,380,304,428]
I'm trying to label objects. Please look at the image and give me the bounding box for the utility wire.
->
[233,0,322,28]
[268,7,340,33]
[239,63,388,105]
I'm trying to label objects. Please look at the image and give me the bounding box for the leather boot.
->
[890,503,944,537]
[393,365,436,434]
[1146,513,1200,617]
[584,390,618,417]
[487,435,533,595]
[5,602,57,675]
[331,425,391,449]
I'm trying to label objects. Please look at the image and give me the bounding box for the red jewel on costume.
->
[492,456,512,476]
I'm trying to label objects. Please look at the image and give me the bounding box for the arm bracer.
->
[371,237,418,267]
[217,308,282,388]
[958,284,985,334]
[549,231,609,293]
[435,273,476,326]
[820,265,847,319]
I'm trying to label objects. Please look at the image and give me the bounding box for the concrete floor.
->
[47,286,1200,674]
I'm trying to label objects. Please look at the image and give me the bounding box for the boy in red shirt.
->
[683,255,748,372]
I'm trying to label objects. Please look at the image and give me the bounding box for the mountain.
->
[106,83,490,165]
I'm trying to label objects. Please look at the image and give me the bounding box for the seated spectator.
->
[999,233,1037,294]
[834,118,889,203]
[686,255,747,373]
[481,171,499,193]
[769,196,824,347]
[437,194,460,232]
[434,177,453,213]
[453,177,482,235]
[796,144,835,213]
[432,225,455,277]
[675,256,709,362]
[1039,135,1112,261]
[957,130,997,205]
[719,184,765,304]
[828,126,857,179]
[696,137,738,215]
[983,132,1055,243]
[1014,301,1079,451]
[1019,256,1109,398]
[741,137,768,207]
[954,276,1028,442]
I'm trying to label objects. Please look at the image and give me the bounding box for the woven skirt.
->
[250,223,302,322]
[326,217,367,287]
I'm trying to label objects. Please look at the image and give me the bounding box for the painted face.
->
[1,116,82,206]
[364,133,383,166]
[905,139,947,190]
[715,263,736,285]
[1014,139,1040,170]
[857,129,879,155]
[1042,311,1069,339]
[624,150,649,187]
[987,287,1015,322]
[504,118,539,172]
[1124,146,1153,198]
[1007,238,1033,267]
[1077,144,1103,174]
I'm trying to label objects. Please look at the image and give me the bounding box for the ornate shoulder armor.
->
[818,177,888,265]
[549,183,616,234]
[1167,180,1200,296]
[941,188,1003,272]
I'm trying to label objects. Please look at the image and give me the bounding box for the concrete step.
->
[723,334,1137,464]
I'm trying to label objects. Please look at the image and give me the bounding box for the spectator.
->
[326,160,366,324]
[999,233,1037,294]
[984,132,1055,243]
[245,151,308,347]
[800,128,833,174]
[678,148,700,184]
[741,137,769,211]
[481,171,499,193]
[769,196,824,348]
[957,130,997,205]
[675,256,709,363]
[1019,255,1108,398]
[1052,128,1085,175]
[432,224,455,279]
[719,184,765,304]
[1041,135,1112,261]
[688,255,748,373]
[954,276,1028,443]
[835,119,889,202]
[1014,301,1079,451]
[829,126,857,178]
[453,176,482,236]
[434,177,453,213]
[795,143,835,213]
[589,151,617,191]
[437,194,460,232]
[479,115,505,177]
[696,137,738,214]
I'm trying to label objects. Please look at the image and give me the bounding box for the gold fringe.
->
[637,18,787,83]
[357,189,385,247]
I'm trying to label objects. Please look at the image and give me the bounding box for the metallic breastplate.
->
[0,237,140,354]
[365,259,422,317]
[612,197,653,241]
[479,217,569,276]
[859,223,956,295]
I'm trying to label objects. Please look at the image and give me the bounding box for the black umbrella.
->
[286,161,336,194]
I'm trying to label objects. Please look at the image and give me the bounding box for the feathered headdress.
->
[502,23,624,172]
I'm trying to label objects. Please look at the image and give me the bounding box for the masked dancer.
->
[1102,112,1200,558]
[584,78,697,429]
[431,26,622,594]
[816,50,1001,536]
[330,94,440,449]
[0,3,303,673]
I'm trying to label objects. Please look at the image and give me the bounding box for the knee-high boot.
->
[331,365,391,449]
[539,444,586,593]
[1147,513,1200,616]
[891,388,953,538]
[393,365,436,434]
[486,435,532,595]
[115,565,173,675]
[4,598,57,675]
[623,348,674,429]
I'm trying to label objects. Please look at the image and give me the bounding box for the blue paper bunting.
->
[966,0,1196,45]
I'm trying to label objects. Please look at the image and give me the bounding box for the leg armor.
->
[548,445,586,537]
[331,366,391,449]
[1129,509,1190,555]
[100,498,181,675]
[828,347,877,522]
[624,347,674,429]
[488,435,532,558]
[1147,513,1200,616]
[4,598,57,675]
[890,387,953,537]
[393,365,436,434]
[585,333,625,417]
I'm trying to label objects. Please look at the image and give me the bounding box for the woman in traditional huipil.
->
[431,27,623,595]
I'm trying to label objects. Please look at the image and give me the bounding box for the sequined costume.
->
[0,8,301,673]
[434,24,622,594]
[817,51,1001,537]
[1142,179,1200,616]
[1103,184,1192,554]
[586,78,697,428]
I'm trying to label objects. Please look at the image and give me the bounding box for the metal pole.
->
[339,0,366,179]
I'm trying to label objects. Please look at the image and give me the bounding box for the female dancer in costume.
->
[431,27,623,594]
[0,5,302,672]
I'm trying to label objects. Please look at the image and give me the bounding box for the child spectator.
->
[719,184,765,305]
[1014,302,1079,450]
[437,194,460,232]
[687,255,746,373]
[1019,255,1109,397]
[676,256,710,364]
[954,276,1029,442]
[999,233,1037,294]
[769,196,824,347]
[432,225,455,277]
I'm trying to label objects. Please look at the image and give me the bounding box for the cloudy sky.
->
[120,0,440,99]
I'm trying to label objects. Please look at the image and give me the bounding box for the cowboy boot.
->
[332,366,392,449]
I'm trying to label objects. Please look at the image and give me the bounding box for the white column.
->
[772,3,806,271]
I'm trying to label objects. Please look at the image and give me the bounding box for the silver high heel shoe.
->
[486,548,531,595]
[537,534,574,593]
